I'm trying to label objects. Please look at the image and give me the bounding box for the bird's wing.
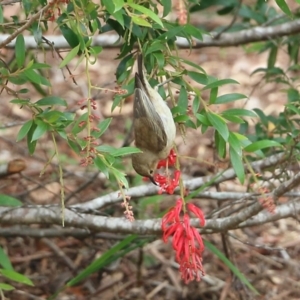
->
[133,79,167,152]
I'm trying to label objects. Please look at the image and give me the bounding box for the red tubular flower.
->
[187,203,206,227]
[157,149,177,169]
[154,170,181,195]
[161,199,206,284]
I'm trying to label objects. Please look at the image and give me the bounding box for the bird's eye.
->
[149,170,154,174]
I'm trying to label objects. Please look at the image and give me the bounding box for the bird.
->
[131,54,176,184]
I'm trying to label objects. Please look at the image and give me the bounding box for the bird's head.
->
[132,152,158,185]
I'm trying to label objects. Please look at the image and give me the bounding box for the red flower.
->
[154,170,181,194]
[162,199,205,284]
[157,149,177,169]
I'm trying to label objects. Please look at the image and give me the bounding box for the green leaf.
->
[204,79,239,90]
[0,247,14,270]
[215,93,247,104]
[110,147,142,157]
[0,194,22,207]
[222,109,257,118]
[23,69,41,84]
[94,156,109,178]
[59,44,80,68]
[161,0,171,17]
[0,283,15,291]
[178,86,188,111]
[183,24,203,40]
[209,87,218,104]
[71,112,88,135]
[228,132,242,156]
[15,35,26,68]
[114,0,124,12]
[59,24,80,48]
[268,46,278,69]
[127,3,163,28]
[0,269,34,286]
[187,71,208,85]
[31,120,48,141]
[35,96,67,107]
[230,146,245,184]
[93,118,112,138]
[275,0,292,17]
[0,5,3,23]
[205,241,259,294]
[27,123,37,155]
[102,0,115,14]
[174,115,190,123]
[111,168,128,189]
[17,120,33,142]
[215,131,226,158]
[66,235,138,286]
[207,112,229,141]
[244,140,282,152]
[131,15,151,27]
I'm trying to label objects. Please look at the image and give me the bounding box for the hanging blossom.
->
[162,199,206,284]
[152,149,180,194]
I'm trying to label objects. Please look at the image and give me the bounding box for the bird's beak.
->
[149,176,158,186]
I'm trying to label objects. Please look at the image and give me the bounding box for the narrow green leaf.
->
[207,112,229,141]
[102,0,115,14]
[230,146,245,184]
[0,194,22,207]
[59,24,80,48]
[187,71,208,85]
[161,0,171,17]
[178,86,188,111]
[205,241,259,294]
[35,96,67,107]
[222,109,257,118]
[215,131,226,158]
[10,99,30,105]
[127,3,163,28]
[23,69,41,84]
[94,156,109,178]
[110,147,142,157]
[114,0,124,12]
[17,120,33,142]
[59,45,80,68]
[96,118,112,137]
[204,79,239,90]
[0,247,14,270]
[268,46,278,69]
[66,235,138,286]
[0,269,34,286]
[174,115,190,123]
[244,140,282,152]
[275,0,292,17]
[31,120,48,141]
[112,168,128,189]
[0,4,3,23]
[228,132,242,156]
[0,283,15,291]
[15,35,26,68]
[27,123,37,154]
[215,93,247,104]
[131,15,151,27]
[209,87,218,104]
[71,112,88,135]
[184,24,203,40]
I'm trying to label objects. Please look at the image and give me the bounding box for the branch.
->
[71,153,284,211]
[0,199,299,235]
[0,3,50,49]
[1,19,300,49]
